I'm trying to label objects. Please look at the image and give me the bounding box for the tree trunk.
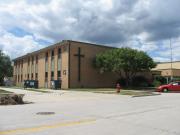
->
[124,71,136,87]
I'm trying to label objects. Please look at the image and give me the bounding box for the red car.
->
[156,82,180,92]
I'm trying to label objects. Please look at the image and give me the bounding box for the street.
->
[0,87,180,135]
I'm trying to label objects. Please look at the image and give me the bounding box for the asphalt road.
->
[0,87,180,135]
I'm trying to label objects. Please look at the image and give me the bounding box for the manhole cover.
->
[36,112,55,115]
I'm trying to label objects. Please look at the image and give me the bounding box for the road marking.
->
[0,119,96,135]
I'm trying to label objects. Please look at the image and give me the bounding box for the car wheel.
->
[163,88,168,92]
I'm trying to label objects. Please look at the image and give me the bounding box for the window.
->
[45,52,48,62]
[21,74,23,82]
[45,72,48,77]
[21,60,23,68]
[173,82,179,86]
[18,75,19,82]
[36,56,38,64]
[57,71,61,80]
[35,73,38,80]
[51,71,54,80]
[58,48,61,59]
[28,58,30,66]
[31,73,33,79]
[32,56,34,65]
[45,72,48,81]
[51,50,54,60]
[27,74,29,80]
[14,75,17,82]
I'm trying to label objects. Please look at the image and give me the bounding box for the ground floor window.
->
[21,74,23,82]
[35,73,38,80]
[31,73,33,80]
[51,71,54,80]
[57,70,61,80]
[45,72,48,88]
[18,75,19,82]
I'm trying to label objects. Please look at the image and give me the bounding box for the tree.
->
[0,50,13,85]
[94,48,156,86]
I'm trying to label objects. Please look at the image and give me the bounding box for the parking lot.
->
[1,87,180,135]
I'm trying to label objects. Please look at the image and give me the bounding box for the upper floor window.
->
[36,56,38,64]
[21,60,23,68]
[45,52,48,62]
[32,56,34,65]
[28,58,30,66]
[51,71,54,80]
[58,48,61,59]
[35,73,38,80]
[21,74,23,82]
[57,71,61,80]
[45,72,48,81]
[31,73,33,79]
[51,50,54,60]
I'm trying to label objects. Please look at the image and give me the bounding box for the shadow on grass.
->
[0,86,51,93]
[23,88,51,93]
[0,89,13,94]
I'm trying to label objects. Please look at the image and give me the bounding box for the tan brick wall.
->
[47,51,51,87]
[54,47,58,80]
[69,41,118,88]
[23,58,27,80]
[160,69,180,77]
[38,52,45,88]
[173,69,180,77]
[61,43,69,89]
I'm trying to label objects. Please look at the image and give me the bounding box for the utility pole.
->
[170,38,173,81]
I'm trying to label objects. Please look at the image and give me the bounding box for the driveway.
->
[0,87,180,135]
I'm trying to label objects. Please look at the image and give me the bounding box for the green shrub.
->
[116,78,126,87]
[154,76,167,85]
[132,76,149,87]
[152,80,162,87]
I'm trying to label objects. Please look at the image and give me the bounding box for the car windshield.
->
[170,82,179,85]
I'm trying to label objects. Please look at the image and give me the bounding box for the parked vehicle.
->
[156,82,180,92]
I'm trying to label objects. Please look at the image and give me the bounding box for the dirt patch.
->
[0,94,25,105]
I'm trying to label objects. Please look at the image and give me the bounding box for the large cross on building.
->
[74,47,85,82]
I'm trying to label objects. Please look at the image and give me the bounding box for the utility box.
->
[24,80,38,89]
[51,80,61,90]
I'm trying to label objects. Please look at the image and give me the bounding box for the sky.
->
[0,0,180,62]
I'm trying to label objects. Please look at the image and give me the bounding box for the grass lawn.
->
[0,89,13,94]
[71,88,159,97]
[1,86,51,93]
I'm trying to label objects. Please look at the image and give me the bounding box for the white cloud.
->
[0,0,179,61]
[0,28,44,59]
[153,57,170,62]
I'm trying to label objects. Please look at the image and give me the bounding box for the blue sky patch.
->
[8,27,32,37]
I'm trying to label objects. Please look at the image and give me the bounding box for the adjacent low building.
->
[13,40,118,89]
[152,61,180,80]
